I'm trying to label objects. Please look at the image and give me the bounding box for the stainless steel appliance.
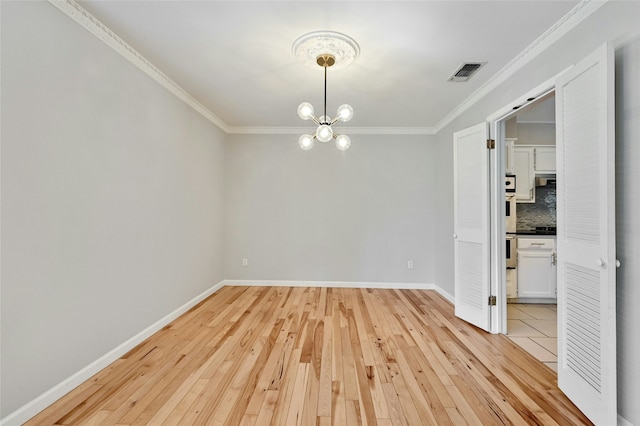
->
[506,192,518,294]
[505,193,516,234]
[506,234,517,269]
[505,175,516,193]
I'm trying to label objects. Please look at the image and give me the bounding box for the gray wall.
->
[224,134,436,284]
[434,1,640,423]
[0,2,226,417]
[2,0,639,424]
[513,123,556,146]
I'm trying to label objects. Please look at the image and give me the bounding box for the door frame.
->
[485,71,568,334]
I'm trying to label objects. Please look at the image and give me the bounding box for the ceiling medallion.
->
[292,31,360,70]
[293,31,358,151]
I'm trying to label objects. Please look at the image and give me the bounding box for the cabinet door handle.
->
[616,259,621,268]
[596,258,605,267]
[453,234,458,239]
[552,253,557,265]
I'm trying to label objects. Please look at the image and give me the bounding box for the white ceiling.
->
[78,1,579,133]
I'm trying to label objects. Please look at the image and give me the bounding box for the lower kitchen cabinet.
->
[517,238,557,299]
[506,268,518,298]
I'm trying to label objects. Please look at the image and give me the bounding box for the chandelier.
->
[292,31,359,151]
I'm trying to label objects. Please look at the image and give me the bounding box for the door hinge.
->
[487,139,495,149]
[488,295,497,306]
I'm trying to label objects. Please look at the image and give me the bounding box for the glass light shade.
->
[335,134,351,151]
[336,104,354,122]
[316,124,333,142]
[299,134,314,150]
[297,102,315,120]
[318,115,330,125]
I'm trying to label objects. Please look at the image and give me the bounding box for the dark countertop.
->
[515,226,556,236]
[516,231,557,236]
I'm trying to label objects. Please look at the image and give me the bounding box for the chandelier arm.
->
[329,117,340,125]
[311,116,321,125]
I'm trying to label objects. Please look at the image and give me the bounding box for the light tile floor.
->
[507,303,558,372]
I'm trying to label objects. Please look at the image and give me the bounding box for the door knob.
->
[616,259,621,268]
[596,258,605,267]
[453,234,458,239]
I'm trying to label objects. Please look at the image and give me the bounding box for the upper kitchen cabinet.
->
[513,145,557,202]
[534,146,556,173]
[514,147,535,202]
[504,138,516,175]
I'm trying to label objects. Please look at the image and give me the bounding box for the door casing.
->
[486,73,564,334]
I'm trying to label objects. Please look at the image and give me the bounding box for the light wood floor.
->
[26,286,591,425]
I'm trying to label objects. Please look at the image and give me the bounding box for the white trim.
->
[0,281,225,426]
[46,0,605,138]
[486,79,559,335]
[226,126,437,135]
[434,0,606,134]
[222,280,454,304]
[515,120,556,125]
[486,76,563,123]
[46,0,230,133]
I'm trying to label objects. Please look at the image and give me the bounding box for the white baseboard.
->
[6,278,633,426]
[2,279,452,425]
[0,281,225,426]
[222,279,454,304]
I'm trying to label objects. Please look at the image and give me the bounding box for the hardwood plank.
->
[24,287,592,426]
[317,316,333,417]
[332,380,347,426]
[270,347,301,425]
[284,362,309,426]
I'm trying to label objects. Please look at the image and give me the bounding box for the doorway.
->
[467,43,617,425]
[500,93,559,371]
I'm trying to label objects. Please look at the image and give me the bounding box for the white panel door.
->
[453,123,491,332]
[556,43,616,425]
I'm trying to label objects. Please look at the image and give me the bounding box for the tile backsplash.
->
[517,184,556,231]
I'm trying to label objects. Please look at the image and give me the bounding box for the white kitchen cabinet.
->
[504,138,516,174]
[513,147,535,202]
[534,146,556,173]
[517,238,557,299]
[506,268,518,298]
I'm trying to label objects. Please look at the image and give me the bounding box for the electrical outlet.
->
[242,258,248,267]
[407,260,414,269]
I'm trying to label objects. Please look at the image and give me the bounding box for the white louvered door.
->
[453,123,491,332]
[556,43,616,425]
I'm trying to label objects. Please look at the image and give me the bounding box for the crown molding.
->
[432,0,606,134]
[226,126,436,135]
[47,0,231,133]
[48,0,604,138]
[340,127,436,135]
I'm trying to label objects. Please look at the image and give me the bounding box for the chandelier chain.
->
[324,66,327,124]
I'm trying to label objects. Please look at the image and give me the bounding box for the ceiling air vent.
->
[447,62,486,82]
